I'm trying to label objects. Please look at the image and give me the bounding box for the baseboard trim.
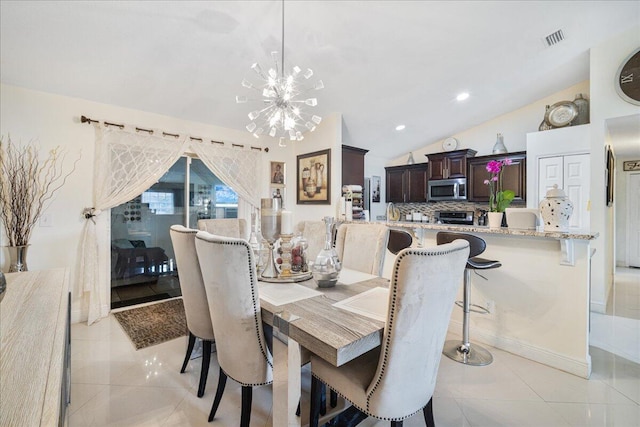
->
[590,301,606,314]
[448,321,591,378]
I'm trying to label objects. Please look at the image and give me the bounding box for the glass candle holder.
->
[260,198,282,279]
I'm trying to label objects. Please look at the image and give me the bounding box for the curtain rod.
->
[80,115,268,152]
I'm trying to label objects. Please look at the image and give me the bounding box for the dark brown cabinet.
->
[467,151,526,203]
[342,145,369,187]
[385,163,429,203]
[425,149,477,180]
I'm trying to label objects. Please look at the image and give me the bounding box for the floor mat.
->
[113,298,188,350]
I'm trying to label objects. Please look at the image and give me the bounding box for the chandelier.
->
[236,0,323,147]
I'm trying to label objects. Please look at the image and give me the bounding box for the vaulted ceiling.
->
[1,1,638,159]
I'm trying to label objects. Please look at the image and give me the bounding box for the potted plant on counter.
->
[0,136,78,272]
[484,159,515,228]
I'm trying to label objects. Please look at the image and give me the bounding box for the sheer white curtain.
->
[77,124,264,325]
[190,140,263,228]
[77,124,189,325]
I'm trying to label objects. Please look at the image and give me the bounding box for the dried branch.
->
[0,136,80,246]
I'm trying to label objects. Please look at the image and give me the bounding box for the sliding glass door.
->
[110,156,237,309]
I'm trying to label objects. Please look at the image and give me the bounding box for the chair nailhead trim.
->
[223,368,273,388]
[364,243,468,418]
[196,234,274,377]
[312,373,422,422]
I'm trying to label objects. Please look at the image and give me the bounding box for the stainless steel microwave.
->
[427,177,467,201]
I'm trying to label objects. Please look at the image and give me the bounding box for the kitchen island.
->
[346,220,598,378]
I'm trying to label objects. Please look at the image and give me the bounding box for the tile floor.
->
[591,267,640,364]
[70,272,640,427]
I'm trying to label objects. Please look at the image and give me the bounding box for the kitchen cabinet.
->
[425,149,477,180]
[468,151,527,203]
[342,145,368,187]
[385,163,429,203]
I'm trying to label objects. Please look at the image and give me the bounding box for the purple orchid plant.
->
[484,158,515,212]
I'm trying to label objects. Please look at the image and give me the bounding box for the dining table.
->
[258,268,390,427]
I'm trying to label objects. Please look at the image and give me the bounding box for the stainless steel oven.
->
[427,177,467,201]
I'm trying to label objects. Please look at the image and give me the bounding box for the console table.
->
[0,268,70,426]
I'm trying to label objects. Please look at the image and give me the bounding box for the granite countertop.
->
[347,220,599,240]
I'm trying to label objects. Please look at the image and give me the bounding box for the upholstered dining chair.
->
[194,231,273,427]
[382,228,415,279]
[334,223,390,276]
[197,218,248,240]
[309,240,470,427]
[169,225,215,398]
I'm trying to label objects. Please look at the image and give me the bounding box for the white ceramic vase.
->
[539,184,574,231]
[487,212,504,229]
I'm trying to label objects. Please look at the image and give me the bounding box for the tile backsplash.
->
[392,201,524,222]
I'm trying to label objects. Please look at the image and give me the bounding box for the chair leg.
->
[181,332,196,373]
[330,389,338,407]
[240,386,252,427]
[423,398,434,427]
[197,340,212,398]
[309,376,324,427]
[320,383,327,416]
[208,368,227,422]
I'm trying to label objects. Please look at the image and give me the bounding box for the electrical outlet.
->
[40,213,54,227]
[486,300,495,316]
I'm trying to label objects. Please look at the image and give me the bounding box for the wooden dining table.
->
[259,268,390,427]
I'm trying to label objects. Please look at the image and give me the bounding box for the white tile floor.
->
[591,267,640,364]
[70,274,640,427]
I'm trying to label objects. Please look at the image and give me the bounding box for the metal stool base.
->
[442,339,493,366]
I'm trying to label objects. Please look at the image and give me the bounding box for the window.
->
[214,184,238,207]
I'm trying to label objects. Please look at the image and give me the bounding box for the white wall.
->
[615,155,630,266]
[589,26,640,313]
[290,113,343,224]
[388,81,590,166]
[364,152,389,220]
[0,83,345,322]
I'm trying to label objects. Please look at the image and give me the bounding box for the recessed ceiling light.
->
[456,92,470,101]
[395,124,406,131]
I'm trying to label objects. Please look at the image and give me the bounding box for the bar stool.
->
[436,232,501,366]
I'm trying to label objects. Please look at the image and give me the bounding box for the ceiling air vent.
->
[545,29,565,47]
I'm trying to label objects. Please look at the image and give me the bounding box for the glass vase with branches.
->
[0,136,79,247]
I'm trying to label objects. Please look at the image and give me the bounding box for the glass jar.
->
[291,232,309,273]
[311,216,341,288]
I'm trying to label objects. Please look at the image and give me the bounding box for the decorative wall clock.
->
[615,48,640,106]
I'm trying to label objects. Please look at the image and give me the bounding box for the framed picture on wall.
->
[606,146,615,207]
[297,149,331,204]
[270,161,285,186]
[371,175,381,203]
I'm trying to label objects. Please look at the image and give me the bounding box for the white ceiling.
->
[1,1,638,159]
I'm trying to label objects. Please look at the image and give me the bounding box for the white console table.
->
[0,268,70,426]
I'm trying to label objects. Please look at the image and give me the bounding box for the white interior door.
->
[538,156,564,202]
[628,173,640,267]
[564,154,591,230]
